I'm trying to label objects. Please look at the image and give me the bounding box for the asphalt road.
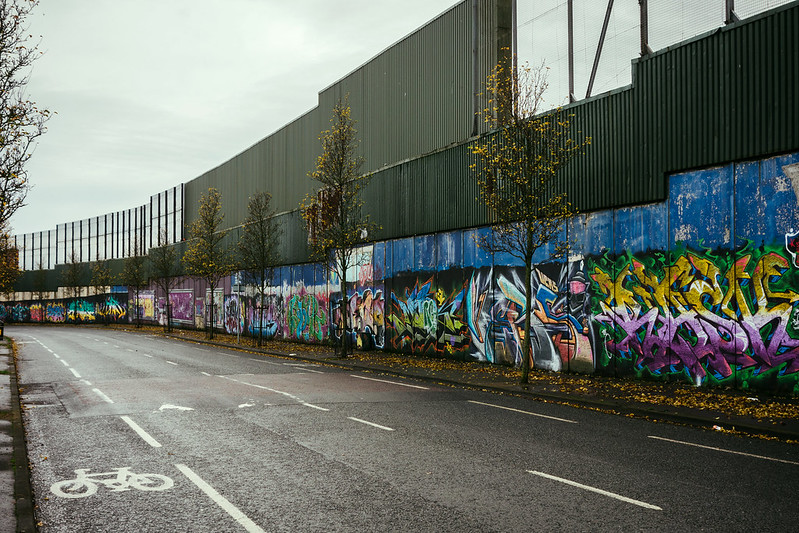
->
[12,326,799,532]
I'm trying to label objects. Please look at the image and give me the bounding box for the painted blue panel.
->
[759,152,799,244]
[414,234,436,272]
[614,202,668,255]
[302,264,315,287]
[436,231,462,271]
[463,227,492,268]
[373,241,386,281]
[531,221,568,265]
[578,210,613,256]
[290,265,303,287]
[314,263,327,288]
[669,164,733,250]
[734,160,762,247]
[392,237,414,274]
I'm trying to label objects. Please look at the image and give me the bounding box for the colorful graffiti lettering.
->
[68,299,96,323]
[390,276,469,356]
[589,246,799,391]
[288,293,327,342]
[46,303,66,322]
[248,293,283,339]
[30,303,44,322]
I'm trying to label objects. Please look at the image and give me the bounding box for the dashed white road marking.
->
[69,368,81,378]
[350,374,429,390]
[200,371,211,377]
[165,361,178,366]
[175,464,265,532]
[347,416,394,431]
[92,388,114,404]
[143,354,153,358]
[647,435,799,465]
[121,416,162,448]
[80,379,92,386]
[467,400,577,424]
[59,359,69,367]
[302,402,329,411]
[527,470,662,510]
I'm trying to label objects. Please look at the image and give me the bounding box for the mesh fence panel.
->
[515,0,794,106]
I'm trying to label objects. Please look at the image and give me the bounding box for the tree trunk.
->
[209,289,215,340]
[258,292,264,348]
[521,227,534,384]
[339,264,348,358]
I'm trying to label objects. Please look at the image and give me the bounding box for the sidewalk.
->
[164,328,799,443]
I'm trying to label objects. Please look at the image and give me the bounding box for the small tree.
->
[238,191,281,347]
[183,187,234,339]
[149,228,179,333]
[90,255,114,325]
[0,226,18,295]
[301,98,375,358]
[61,250,84,323]
[121,238,147,328]
[0,0,51,226]
[471,52,590,383]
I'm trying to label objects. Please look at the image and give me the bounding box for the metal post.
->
[639,0,653,56]
[586,0,614,99]
[725,0,740,24]
[568,0,575,102]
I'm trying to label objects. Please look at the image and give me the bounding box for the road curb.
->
[8,340,36,533]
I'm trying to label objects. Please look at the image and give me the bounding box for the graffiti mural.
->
[68,299,96,322]
[460,264,595,370]
[288,292,327,342]
[589,245,799,391]
[223,294,244,335]
[333,286,386,350]
[389,276,467,356]
[248,293,283,340]
[30,303,44,322]
[170,291,194,323]
[46,303,66,323]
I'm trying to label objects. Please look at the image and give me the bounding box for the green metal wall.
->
[184,0,511,234]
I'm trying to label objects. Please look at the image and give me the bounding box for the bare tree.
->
[90,255,114,325]
[149,228,179,333]
[301,98,376,358]
[61,251,84,323]
[183,187,234,339]
[237,191,281,347]
[0,224,18,295]
[0,0,51,226]
[471,51,590,383]
[121,238,147,328]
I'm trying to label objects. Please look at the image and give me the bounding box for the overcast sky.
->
[15,0,461,236]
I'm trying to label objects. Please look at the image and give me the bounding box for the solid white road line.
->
[527,470,662,510]
[648,435,799,466]
[174,464,265,533]
[468,400,578,424]
[69,368,81,378]
[350,374,429,390]
[121,416,162,448]
[92,388,114,404]
[347,416,395,431]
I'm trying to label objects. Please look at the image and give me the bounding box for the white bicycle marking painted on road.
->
[50,467,174,498]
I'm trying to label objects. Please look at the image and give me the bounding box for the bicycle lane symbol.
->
[50,467,174,499]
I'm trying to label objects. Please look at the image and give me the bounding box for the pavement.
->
[3,324,799,531]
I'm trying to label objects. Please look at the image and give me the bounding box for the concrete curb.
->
[8,341,36,533]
